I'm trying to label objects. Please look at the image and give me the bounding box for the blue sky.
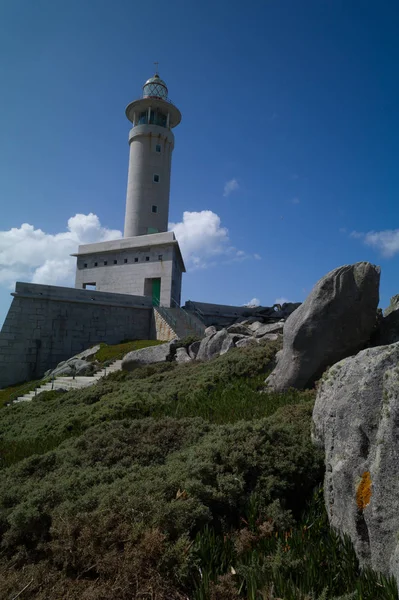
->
[1,0,399,325]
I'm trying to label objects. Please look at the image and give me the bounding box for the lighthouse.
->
[73,71,185,307]
[124,72,181,238]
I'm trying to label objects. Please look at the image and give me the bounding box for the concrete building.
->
[74,71,184,307]
[74,232,184,307]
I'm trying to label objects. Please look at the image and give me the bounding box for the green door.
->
[152,278,161,306]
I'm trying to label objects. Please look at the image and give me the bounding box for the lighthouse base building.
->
[73,231,185,308]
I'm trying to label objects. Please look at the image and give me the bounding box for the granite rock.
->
[312,342,399,587]
[122,341,173,371]
[266,262,380,390]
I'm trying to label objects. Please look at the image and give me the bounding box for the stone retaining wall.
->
[0,282,153,388]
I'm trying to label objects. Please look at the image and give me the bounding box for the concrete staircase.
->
[12,360,123,404]
[155,305,205,339]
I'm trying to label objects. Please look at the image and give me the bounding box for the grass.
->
[91,339,166,364]
[192,487,398,600]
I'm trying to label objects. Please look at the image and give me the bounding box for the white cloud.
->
[243,297,260,307]
[291,197,300,204]
[254,253,261,260]
[170,210,253,269]
[351,229,399,257]
[223,178,239,197]
[0,213,122,289]
[349,230,364,240]
[0,209,257,293]
[275,297,290,305]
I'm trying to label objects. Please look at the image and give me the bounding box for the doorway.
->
[144,278,161,306]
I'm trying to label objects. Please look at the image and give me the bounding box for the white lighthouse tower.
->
[73,71,185,307]
[124,72,181,238]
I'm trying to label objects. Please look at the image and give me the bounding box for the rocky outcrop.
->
[45,346,101,378]
[251,322,284,338]
[193,320,282,362]
[373,295,399,345]
[312,342,399,586]
[266,262,380,391]
[122,341,174,371]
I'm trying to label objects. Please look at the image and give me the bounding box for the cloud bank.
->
[0,210,259,290]
[0,214,122,289]
[169,210,257,268]
[351,229,399,258]
[243,297,260,307]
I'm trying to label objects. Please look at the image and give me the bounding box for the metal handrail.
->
[170,298,205,337]
[153,300,178,331]
[182,300,206,324]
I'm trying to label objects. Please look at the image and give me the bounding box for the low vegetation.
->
[0,339,396,599]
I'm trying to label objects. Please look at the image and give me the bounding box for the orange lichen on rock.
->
[356,471,372,510]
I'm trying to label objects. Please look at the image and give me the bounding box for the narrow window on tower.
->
[152,205,158,213]
[134,257,138,263]
[124,258,128,264]
[84,263,88,268]
[146,256,150,262]
[104,261,108,266]
[114,260,117,264]
[155,144,161,153]
[153,174,160,183]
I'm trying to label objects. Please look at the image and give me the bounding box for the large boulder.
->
[196,329,235,361]
[47,357,95,378]
[188,340,201,359]
[204,326,217,337]
[265,262,380,390]
[122,341,174,371]
[312,342,399,586]
[175,347,192,364]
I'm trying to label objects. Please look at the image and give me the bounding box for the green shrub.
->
[0,403,322,597]
[0,340,282,448]
[0,339,396,599]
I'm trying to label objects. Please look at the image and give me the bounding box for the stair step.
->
[11,358,124,404]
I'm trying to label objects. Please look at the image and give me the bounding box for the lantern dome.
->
[142,74,168,100]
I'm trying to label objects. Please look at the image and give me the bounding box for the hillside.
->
[0,340,397,599]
